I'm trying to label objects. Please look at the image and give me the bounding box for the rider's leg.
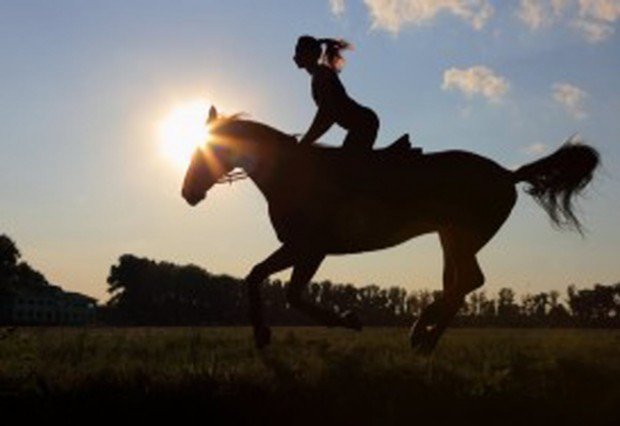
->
[342,108,379,151]
[342,130,365,152]
[364,109,380,149]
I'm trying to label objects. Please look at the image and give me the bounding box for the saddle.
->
[298,133,423,160]
[378,133,423,156]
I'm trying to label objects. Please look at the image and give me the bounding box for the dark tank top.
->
[311,65,369,129]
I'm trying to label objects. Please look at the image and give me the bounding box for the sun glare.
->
[159,99,212,169]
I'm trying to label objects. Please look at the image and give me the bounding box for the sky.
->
[1,0,619,302]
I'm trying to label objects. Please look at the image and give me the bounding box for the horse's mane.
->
[210,112,247,127]
[211,114,297,145]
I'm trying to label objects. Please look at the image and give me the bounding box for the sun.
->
[159,99,212,169]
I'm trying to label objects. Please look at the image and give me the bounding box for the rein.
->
[217,169,248,185]
[209,119,297,185]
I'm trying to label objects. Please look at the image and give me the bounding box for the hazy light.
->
[159,99,211,169]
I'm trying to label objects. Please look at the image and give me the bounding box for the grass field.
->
[1,327,619,424]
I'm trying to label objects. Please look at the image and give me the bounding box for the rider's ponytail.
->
[318,38,352,72]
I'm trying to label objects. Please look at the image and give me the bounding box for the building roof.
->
[0,282,97,304]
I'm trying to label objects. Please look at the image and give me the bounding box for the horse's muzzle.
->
[182,188,206,206]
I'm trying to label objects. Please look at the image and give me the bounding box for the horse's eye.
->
[212,145,232,162]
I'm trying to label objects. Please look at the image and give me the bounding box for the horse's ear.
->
[207,105,218,124]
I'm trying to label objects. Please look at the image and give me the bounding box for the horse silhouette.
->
[182,106,599,353]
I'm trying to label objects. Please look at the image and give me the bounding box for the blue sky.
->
[1,0,619,301]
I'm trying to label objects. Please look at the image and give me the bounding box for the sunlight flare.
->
[159,99,212,169]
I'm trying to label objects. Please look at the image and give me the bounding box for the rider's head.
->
[294,36,322,69]
[294,36,351,72]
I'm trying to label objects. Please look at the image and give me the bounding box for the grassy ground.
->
[1,327,619,424]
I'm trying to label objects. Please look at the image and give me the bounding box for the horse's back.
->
[314,147,511,188]
[288,146,515,222]
[271,145,517,251]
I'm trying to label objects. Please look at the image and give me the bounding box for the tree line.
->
[0,235,49,291]
[102,253,620,328]
[2,234,618,328]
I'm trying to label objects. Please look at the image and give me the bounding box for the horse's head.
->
[181,106,250,206]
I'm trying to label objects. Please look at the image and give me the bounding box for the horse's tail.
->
[512,140,599,233]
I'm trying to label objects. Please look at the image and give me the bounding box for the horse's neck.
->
[240,127,293,201]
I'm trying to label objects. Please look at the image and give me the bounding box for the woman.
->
[294,35,379,152]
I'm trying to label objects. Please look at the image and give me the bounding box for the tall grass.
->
[1,327,619,424]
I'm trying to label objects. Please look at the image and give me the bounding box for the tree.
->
[497,287,519,324]
[102,252,620,328]
[0,234,48,290]
[567,283,620,327]
[0,234,20,281]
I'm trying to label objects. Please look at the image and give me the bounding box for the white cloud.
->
[361,0,494,34]
[552,0,571,15]
[578,0,620,22]
[518,0,550,29]
[515,0,619,42]
[330,0,346,16]
[442,66,510,103]
[517,0,570,30]
[330,0,619,42]
[522,143,549,155]
[573,0,620,41]
[571,17,615,40]
[552,82,588,119]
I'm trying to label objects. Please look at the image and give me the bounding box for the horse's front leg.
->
[246,245,297,349]
[410,299,444,349]
[286,254,362,330]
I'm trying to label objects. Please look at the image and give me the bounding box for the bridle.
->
[216,169,248,184]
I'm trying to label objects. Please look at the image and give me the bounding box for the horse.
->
[181,106,599,353]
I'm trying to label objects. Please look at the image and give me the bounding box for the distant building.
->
[0,283,97,325]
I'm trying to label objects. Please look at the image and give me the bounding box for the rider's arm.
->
[299,107,334,145]
[299,68,342,146]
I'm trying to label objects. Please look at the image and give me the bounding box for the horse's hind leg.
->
[410,230,462,349]
[410,249,456,348]
[412,182,516,353]
[412,227,485,353]
[287,256,362,330]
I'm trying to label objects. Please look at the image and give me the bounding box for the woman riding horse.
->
[294,35,380,151]
[183,110,599,353]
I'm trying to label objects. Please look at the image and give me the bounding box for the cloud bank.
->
[362,0,494,34]
[517,0,620,42]
[330,0,620,42]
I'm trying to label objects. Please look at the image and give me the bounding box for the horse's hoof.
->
[341,310,362,331]
[414,330,440,356]
[253,325,271,349]
[417,339,438,356]
[409,323,424,349]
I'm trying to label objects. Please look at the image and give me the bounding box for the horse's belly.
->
[324,211,434,254]
[325,226,434,254]
[270,199,435,254]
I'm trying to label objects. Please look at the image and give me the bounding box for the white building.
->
[0,284,96,325]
